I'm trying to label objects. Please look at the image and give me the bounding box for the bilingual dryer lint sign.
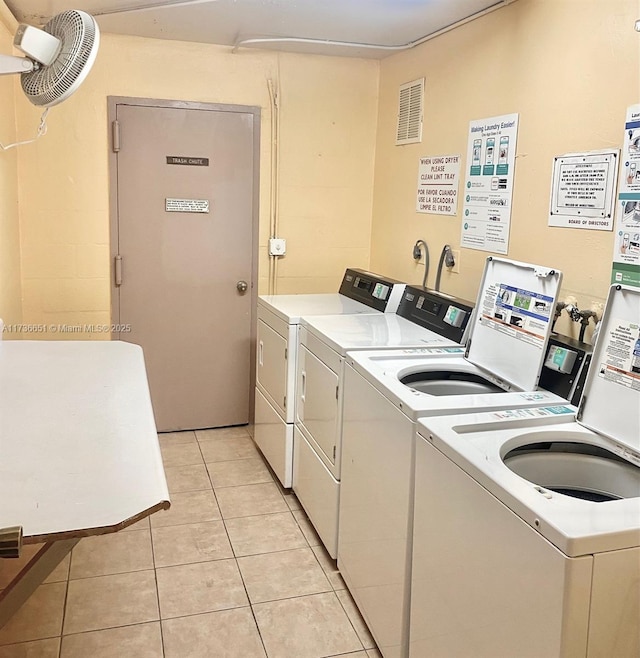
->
[416,155,461,216]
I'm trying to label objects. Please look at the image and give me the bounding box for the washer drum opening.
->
[503,442,640,502]
[399,371,504,396]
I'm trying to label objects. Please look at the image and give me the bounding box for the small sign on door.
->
[166,156,209,166]
[165,198,210,213]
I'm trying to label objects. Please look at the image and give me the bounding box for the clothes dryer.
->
[255,269,405,487]
[411,284,639,658]
[337,257,566,658]
[294,287,474,557]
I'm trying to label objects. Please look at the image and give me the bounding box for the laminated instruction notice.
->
[612,104,640,288]
[599,317,640,391]
[480,280,552,349]
[461,113,519,254]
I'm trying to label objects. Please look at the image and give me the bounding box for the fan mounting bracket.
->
[0,54,36,76]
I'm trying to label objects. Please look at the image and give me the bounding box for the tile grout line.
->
[161,429,361,656]
[54,619,163,640]
[63,528,153,583]
[167,430,271,655]
[248,440,376,653]
[198,428,280,658]
[196,434,228,546]
[335,594,369,653]
[234,552,270,658]
[247,602,270,657]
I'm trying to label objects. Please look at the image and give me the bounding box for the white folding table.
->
[0,341,170,627]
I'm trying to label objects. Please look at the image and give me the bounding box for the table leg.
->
[0,538,79,629]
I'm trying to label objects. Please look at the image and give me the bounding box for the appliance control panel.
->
[338,269,406,313]
[397,286,475,344]
[539,333,593,406]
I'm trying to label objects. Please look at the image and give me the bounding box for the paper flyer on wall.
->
[548,149,618,231]
[460,113,519,254]
[612,104,640,288]
[416,155,461,216]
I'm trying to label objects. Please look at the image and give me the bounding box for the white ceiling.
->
[6,0,513,58]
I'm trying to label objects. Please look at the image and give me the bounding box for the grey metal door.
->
[110,100,258,432]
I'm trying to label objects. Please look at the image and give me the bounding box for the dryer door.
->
[256,317,288,418]
[297,344,340,468]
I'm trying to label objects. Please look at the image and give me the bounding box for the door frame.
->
[107,96,261,424]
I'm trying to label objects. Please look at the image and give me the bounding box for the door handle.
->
[300,370,306,403]
[236,280,248,294]
[258,340,264,367]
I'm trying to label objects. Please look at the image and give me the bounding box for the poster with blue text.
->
[612,104,640,288]
[461,113,519,254]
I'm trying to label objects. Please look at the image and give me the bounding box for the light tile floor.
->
[0,426,381,658]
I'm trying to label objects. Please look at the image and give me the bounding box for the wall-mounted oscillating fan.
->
[0,10,99,149]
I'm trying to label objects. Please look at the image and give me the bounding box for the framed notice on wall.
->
[548,150,618,231]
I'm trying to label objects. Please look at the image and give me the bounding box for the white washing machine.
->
[294,287,475,557]
[254,269,406,487]
[337,257,567,658]
[411,283,640,658]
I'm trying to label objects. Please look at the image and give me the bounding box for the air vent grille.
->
[396,78,424,146]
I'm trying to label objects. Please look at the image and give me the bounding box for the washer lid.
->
[578,285,640,454]
[465,257,562,391]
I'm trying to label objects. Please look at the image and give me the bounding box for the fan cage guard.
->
[21,10,98,107]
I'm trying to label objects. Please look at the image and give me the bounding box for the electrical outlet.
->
[590,301,605,322]
[269,238,286,256]
[450,250,460,274]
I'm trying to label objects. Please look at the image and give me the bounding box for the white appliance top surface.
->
[257,293,373,324]
[0,341,170,541]
[417,409,640,557]
[346,348,565,421]
[300,313,454,355]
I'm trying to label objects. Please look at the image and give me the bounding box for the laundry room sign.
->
[416,154,461,215]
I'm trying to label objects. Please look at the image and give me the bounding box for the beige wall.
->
[7,0,639,342]
[370,0,639,341]
[15,33,379,335]
[0,15,22,332]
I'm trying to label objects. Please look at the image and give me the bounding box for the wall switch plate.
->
[269,238,286,256]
